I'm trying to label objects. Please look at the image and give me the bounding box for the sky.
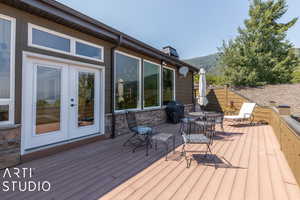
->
[57,0,300,59]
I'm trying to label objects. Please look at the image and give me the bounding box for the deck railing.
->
[206,87,300,185]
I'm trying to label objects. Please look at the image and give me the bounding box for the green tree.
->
[219,0,298,86]
[292,66,300,83]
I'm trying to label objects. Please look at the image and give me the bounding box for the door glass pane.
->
[0,105,9,122]
[0,18,11,98]
[78,72,95,127]
[76,41,102,60]
[36,66,61,134]
[163,68,175,105]
[115,53,140,110]
[144,61,160,107]
[32,28,71,52]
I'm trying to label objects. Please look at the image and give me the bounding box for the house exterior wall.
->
[0,3,194,167]
[0,3,114,121]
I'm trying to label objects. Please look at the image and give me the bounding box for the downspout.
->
[160,60,164,106]
[110,35,123,138]
[192,71,195,111]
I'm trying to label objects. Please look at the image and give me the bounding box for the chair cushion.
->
[224,115,243,119]
[132,126,152,135]
[182,134,210,144]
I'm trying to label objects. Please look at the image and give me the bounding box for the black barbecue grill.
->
[165,101,185,123]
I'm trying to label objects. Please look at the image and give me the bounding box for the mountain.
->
[183,53,221,74]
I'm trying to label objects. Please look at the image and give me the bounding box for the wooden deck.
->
[1,123,299,200]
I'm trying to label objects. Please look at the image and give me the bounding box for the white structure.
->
[198,68,208,106]
[224,102,256,123]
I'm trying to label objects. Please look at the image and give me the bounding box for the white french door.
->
[68,66,100,138]
[23,57,103,150]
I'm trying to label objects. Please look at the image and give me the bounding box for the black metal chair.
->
[123,111,153,155]
[180,114,217,168]
[193,113,222,135]
[215,114,224,132]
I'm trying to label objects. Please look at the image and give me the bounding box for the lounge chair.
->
[224,102,256,124]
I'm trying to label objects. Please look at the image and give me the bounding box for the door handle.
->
[70,104,77,107]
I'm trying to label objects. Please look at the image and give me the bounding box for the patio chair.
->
[180,114,217,168]
[194,113,223,134]
[215,114,224,132]
[194,103,204,112]
[224,102,256,125]
[123,111,153,155]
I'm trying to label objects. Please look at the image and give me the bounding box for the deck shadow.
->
[192,154,245,169]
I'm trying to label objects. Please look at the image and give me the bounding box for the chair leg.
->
[123,133,136,146]
[186,157,192,168]
[221,122,224,132]
[173,135,176,154]
[181,144,186,156]
[181,144,192,168]
[207,144,212,154]
[165,142,168,161]
[179,122,183,134]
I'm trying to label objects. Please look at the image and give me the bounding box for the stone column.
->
[0,125,21,169]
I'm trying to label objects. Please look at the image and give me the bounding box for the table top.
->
[188,111,223,117]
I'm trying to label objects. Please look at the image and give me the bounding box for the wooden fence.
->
[207,87,300,185]
[206,87,271,123]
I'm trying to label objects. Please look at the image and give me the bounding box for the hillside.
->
[183,53,221,74]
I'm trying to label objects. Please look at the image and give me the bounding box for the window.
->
[115,51,141,111]
[163,67,175,105]
[32,28,71,53]
[76,41,103,61]
[143,60,161,108]
[0,14,15,124]
[35,66,61,134]
[28,24,104,62]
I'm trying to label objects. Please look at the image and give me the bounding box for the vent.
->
[162,46,179,58]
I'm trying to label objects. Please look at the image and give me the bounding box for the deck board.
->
[1,123,299,200]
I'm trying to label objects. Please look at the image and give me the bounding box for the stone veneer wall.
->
[105,104,194,136]
[0,125,21,169]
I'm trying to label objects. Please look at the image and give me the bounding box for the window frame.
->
[114,50,142,112]
[0,14,16,125]
[162,66,176,105]
[28,23,104,62]
[75,39,104,62]
[143,59,161,109]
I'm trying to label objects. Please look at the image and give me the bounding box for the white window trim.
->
[28,23,104,62]
[114,50,142,112]
[143,59,161,109]
[75,39,104,62]
[162,66,176,104]
[0,14,15,125]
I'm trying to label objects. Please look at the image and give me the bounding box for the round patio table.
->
[188,111,224,134]
[188,111,222,118]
